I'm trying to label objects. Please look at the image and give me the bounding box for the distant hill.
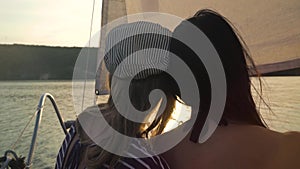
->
[0,44,298,81]
[0,44,82,80]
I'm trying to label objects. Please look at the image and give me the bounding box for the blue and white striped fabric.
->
[55,124,170,169]
[116,140,170,169]
[55,125,77,169]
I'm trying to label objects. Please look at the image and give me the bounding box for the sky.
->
[0,0,102,47]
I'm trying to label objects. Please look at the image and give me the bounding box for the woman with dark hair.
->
[162,9,300,169]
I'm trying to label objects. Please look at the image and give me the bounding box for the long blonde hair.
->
[78,72,180,168]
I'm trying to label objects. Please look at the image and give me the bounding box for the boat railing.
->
[25,93,69,169]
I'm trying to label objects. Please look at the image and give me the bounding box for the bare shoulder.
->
[264,130,300,168]
[283,131,300,141]
[280,131,300,159]
[162,124,300,169]
[219,125,300,168]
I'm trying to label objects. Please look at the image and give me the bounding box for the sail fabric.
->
[101,0,300,65]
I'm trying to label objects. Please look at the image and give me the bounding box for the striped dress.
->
[55,125,170,169]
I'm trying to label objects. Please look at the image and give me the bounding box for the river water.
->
[0,77,299,168]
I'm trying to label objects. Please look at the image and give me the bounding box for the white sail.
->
[101,0,300,65]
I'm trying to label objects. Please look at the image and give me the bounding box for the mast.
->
[95,0,128,97]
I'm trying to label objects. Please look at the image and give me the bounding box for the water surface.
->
[0,77,299,168]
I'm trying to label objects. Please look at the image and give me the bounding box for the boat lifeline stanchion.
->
[25,93,68,169]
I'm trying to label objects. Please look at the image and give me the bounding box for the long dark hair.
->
[171,9,267,142]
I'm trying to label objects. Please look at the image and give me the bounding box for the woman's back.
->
[163,124,300,169]
[163,9,300,169]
